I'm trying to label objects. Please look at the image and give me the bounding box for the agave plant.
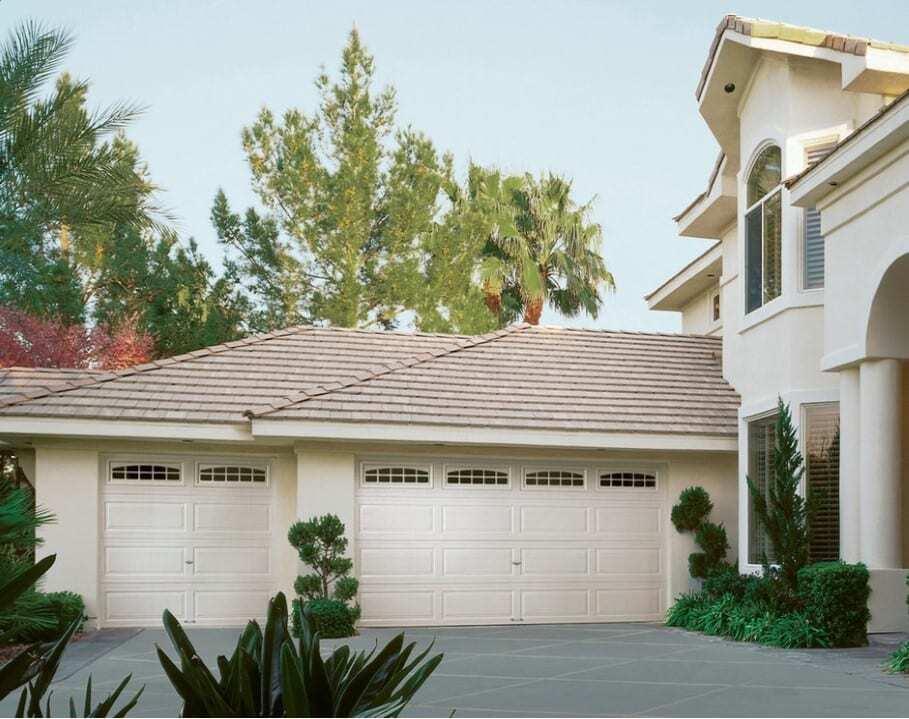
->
[0,555,143,717]
[156,592,442,717]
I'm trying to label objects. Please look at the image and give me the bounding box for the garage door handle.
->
[185,560,194,565]
[511,561,522,566]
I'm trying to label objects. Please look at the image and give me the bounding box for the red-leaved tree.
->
[0,307,153,370]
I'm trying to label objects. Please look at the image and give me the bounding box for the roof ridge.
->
[247,323,532,419]
[0,325,315,409]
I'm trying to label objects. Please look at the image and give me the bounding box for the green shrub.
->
[666,592,706,627]
[703,564,749,599]
[695,522,729,564]
[699,593,736,636]
[760,611,830,648]
[671,487,712,532]
[887,641,909,673]
[291,597,357,639]
[797,562,870,647]
[1,589,85,642]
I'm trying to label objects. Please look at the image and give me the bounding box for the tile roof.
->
[0,367,109,405]
[0,326,475,424]
[254,326,739,437]
[0,325,739,437]
[697,15,909,100]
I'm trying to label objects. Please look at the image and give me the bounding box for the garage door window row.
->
[599,471,657,489]
[108,460,269,487]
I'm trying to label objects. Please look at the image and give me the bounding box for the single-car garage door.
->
[100,457,276,627]
[355,459,667,626]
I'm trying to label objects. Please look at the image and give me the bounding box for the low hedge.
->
[2,589,85,642]
[667,561,870,649]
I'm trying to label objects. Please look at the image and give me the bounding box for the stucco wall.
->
[681,285,721,336]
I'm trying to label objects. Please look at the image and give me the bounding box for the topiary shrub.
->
[695,522,729,565]
[291,597,357,639]
[670,487,712,532]
[797,562,870,647]
[288,513,360,637]
[703,564,749,600]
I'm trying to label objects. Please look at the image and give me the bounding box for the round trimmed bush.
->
[695,521,729,563]
[292,598,357,638]
[671,487,713,532]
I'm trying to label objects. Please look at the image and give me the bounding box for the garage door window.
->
[197,464,268,486]
[445,467,510,487]
[599,471,657,489]
[523,469,585,488]
[362,464,431,486]
[109,462,182,484]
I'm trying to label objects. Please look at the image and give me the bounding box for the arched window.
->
[745,145,782,313]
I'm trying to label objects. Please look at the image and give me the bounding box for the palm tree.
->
[475,169,614,325]
[0,21,160,254]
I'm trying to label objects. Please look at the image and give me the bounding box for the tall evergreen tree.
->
[214,29,495,332]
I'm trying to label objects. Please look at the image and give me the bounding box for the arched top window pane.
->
[747,145,781,207]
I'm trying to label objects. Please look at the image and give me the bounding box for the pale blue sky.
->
[3,1,907,331]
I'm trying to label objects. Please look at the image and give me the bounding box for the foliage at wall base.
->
[667,562,869,649]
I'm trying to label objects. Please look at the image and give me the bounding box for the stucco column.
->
[839,368,861,563]
[859,359,903,568]
[294,448,357,555]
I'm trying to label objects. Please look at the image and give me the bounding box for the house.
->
[647,16,909,630]
[0,14,907,633]
[0,328,738,628]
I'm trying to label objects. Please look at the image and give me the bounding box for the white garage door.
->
[355,460,667,626]
[100,457,276,627]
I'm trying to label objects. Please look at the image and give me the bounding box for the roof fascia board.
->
[0,417,254,442]
[250,418,738,453]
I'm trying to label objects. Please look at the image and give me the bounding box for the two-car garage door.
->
[100,458,276,627]
[355,461,667,626]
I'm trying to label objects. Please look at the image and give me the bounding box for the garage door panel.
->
[595,548,661,575]
[521,588,590,619]
[106,589,187,623]
[194,503,270,533]
[596,587,662,618]
[521,547,588,576]
[194,589,271,622]
[360,547,435,577]
[520,505,589,535]
[442,505,512,534]
[360,590,435,621]
[442,590,512,621]
[192,546,271,577]
[105,501,187,532]
[359,504,434,534]
[104,546,186,577]
[442,547,513,577]
[595,506,661,534]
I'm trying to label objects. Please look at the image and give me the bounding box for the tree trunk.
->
[484,290,501,316]
[524,297,544,325]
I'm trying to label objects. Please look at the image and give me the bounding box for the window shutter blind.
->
[805,403,840,562]
[803,142,837,289]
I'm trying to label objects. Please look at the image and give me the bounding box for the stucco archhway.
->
[866,252,909,361]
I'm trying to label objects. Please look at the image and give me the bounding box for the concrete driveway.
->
[2,623,909,717]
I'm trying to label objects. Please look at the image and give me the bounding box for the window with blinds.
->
[803,141,837,290]
[805,403,840,562]
[747,415,777,564]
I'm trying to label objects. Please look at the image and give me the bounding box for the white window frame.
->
[107,459,185,485]
[443,464,511,489]
[521,466,587,490]
[596,468,659,491]
[744,143,784,315]
[360,462,433,488]
[196,461,270,488]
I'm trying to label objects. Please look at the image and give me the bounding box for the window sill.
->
[739,293,825,334]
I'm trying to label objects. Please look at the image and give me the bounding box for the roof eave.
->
[646,243,723,311]
[0,416,255,443]
[250,418,738,453]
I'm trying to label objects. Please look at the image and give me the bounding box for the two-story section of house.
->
[649,16,909,630]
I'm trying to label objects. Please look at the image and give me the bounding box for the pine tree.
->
[747,398,823,593]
